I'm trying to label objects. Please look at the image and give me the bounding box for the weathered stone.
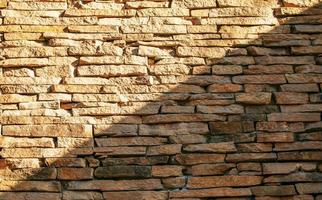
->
[66,179,162,191]
[94,166,151,178]
[2,124,92,137]
[251,185,296,196]
[63,191,103,200]
[191,163,235,176]
[263,163,316,175]
[77,65,147,77]
[177,47,226,58]
[187,175,262,189]
[0,181,61,192]
[170,188,252,198]
[103,191,167,200]
[184,142,237,153]
[236,92,272,104]
[57,168,93,180]
[175,154,225,165]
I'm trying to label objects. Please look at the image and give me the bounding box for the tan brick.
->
[2,124,92,137]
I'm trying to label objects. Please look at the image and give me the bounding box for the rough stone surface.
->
[0,0,321,199]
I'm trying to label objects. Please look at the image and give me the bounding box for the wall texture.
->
[0,0,322,199]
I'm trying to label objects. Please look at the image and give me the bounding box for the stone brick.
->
[208,84,243,93]
[184,142,237,153]
[251,185,296,196]
[233,75,286,84]
[268,113,321,122]
[0,181,61,192]
[77,65,147,77]
[103,191,167,200]
[187,175,262,189]
[2,124,92,137]
[263,163,316,175]
[175,154,225,165]
[151,165,182,177]
[139,123,209,136]
[63,191,103,200]
[226,153,277,162]
[170,188,252,198]
[0,94,36,103]
[296,183,322,194]
[147,144,182,156]
[197,105,244,114]
[94,166,151,178]
[66,179,162,191]
[278,152,322,161]
[57,168,93,180]
[177,47,226,58]
[257,132,294,143]
[236,92,272,104]
[275,92,309,104]
[191,164,235,176]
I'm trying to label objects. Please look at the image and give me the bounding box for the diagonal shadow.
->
[0,0,322,199]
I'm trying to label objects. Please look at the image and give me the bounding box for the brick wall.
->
[0,0,322,199]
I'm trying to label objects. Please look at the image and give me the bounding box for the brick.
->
[263,163,316,175]
[278,151,322,161]
[95,137,167,147]
[63,191,103,200]
[177,47,226,58]
[212,65,243,75]
[149,64,190,75]
[257,132,294,143]
[187,175,262,189]
[170,188,251,198]
[77,65,147,77]
[0,137,54,148]
[191,164,235,176]
[197,105,244,114]
[147,144,182,156]
[256,122,304,132]
[94,166,151,178]
[65,9,136,17]
[296,183,322,194]
[275,92,308,104]
[175,154,225,165]
[280,84,319,92]
[103,191,167,200]
[210,121,254,133]
[226,153,277,162]
[66,179,162,191]
[268,113,321,122]
[151,165,182,177]
[0,181,61,192]
[184,142,237,153]
[208,84,243,93]
[236,92,272,104]
[142,114,226,124]
[237,163,261,172]
[274,141,322,151]
[236,143,273,152]
[139,123,209,136]
[0,94,36,103]
[0,168,56,180]
[2,124,92,137]
[102,156,168,166]
[281,104,322,112]
[233,75,286,84]
[0,193,60,200]
[251,185,296,196]
[57,168,93,180]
